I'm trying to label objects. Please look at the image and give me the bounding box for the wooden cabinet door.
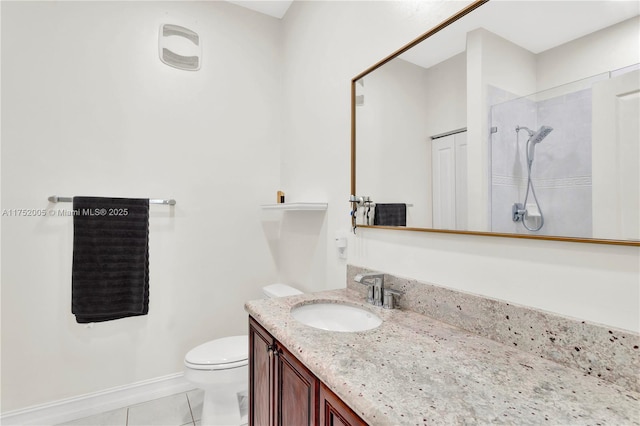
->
[249,316,366,426]
[319,383,367,426]
[249,318,275,426]
[275,344,318,426]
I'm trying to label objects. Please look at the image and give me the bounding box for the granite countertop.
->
[245,289,640,426]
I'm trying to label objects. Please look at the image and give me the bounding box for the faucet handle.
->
[360,282,375,304]
[383,288,404,310]
[372,277,384,307]
[354,273,385,305]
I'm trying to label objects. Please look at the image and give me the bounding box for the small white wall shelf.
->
[260,203,328,211]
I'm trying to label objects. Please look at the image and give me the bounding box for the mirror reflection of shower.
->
[512,125,554,231]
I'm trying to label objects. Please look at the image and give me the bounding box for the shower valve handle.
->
[512,203,525,222]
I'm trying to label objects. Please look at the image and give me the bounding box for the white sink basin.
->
[290,302,382,332]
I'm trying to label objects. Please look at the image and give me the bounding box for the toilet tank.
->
[262,283,302,298]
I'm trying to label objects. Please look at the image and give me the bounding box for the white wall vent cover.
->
[159,24,201,71]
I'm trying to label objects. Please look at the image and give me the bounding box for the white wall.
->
[1,1,281,412]
[354,52,466,230]
[356,58,430,227]
[423,52,467,137]
[537,16,640,92]
[280,0,474,292]
[279,0,639,334]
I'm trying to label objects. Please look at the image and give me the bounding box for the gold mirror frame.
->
[350,0,640,247]
[350,0,639,247]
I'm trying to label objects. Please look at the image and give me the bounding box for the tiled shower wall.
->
[490,85,593,238]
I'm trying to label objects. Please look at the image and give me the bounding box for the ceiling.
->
[226,0,294,19]
[224,1,638,62]
[400,0,640,69]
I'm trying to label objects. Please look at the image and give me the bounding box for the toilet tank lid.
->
[263,283,302,298]
[185,335,247,366]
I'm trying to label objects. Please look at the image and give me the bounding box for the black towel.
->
[72,197,150,323]
[374,203,407,227]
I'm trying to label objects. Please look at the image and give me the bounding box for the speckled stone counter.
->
[346,266,640,394]
[245,289,640,425]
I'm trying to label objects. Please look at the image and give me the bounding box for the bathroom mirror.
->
[351,0,640,245]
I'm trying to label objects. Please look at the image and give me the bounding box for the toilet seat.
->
[185,335,248,371]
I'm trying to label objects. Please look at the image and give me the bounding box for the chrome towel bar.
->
[48,196,176,206]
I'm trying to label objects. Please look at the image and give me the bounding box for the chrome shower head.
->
[530,125,553,144]
[526,125,553,165]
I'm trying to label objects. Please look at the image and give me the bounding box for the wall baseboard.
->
[1,373,195,426]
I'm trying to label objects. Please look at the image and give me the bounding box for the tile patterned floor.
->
[57,389,206,426]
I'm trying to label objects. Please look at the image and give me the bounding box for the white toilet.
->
[184,284,302,426]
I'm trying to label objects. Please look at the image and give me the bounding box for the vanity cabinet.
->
[319,383,366,426]
[249,317,366,426]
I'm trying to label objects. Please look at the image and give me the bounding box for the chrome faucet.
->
[354,272,385,306]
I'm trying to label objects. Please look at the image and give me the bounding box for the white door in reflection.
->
[432,131,468,230]
[593,69,640,241]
